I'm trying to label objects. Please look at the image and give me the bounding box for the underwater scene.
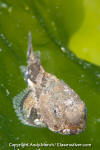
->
[0,0,100,150]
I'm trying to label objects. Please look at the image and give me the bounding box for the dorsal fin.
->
[27,32,41,84]
[27,32,34,65]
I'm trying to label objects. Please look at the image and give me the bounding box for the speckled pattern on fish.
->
[13,32,86,135]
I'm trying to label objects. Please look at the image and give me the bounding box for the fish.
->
[13,32,86,135]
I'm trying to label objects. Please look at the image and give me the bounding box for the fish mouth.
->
[54,122,86,135]
[60,128,83,135]
[56,127,83,135]
[52,108,86,135]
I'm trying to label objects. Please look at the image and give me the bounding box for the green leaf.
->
[0,0,100,150]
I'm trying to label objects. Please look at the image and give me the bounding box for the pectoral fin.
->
[13,88,46,127]
[13,88,31,125]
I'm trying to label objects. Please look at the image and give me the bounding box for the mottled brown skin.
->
[13,32,86,135]
[37,75,86,134]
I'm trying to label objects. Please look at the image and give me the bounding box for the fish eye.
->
[54,109,56,113]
